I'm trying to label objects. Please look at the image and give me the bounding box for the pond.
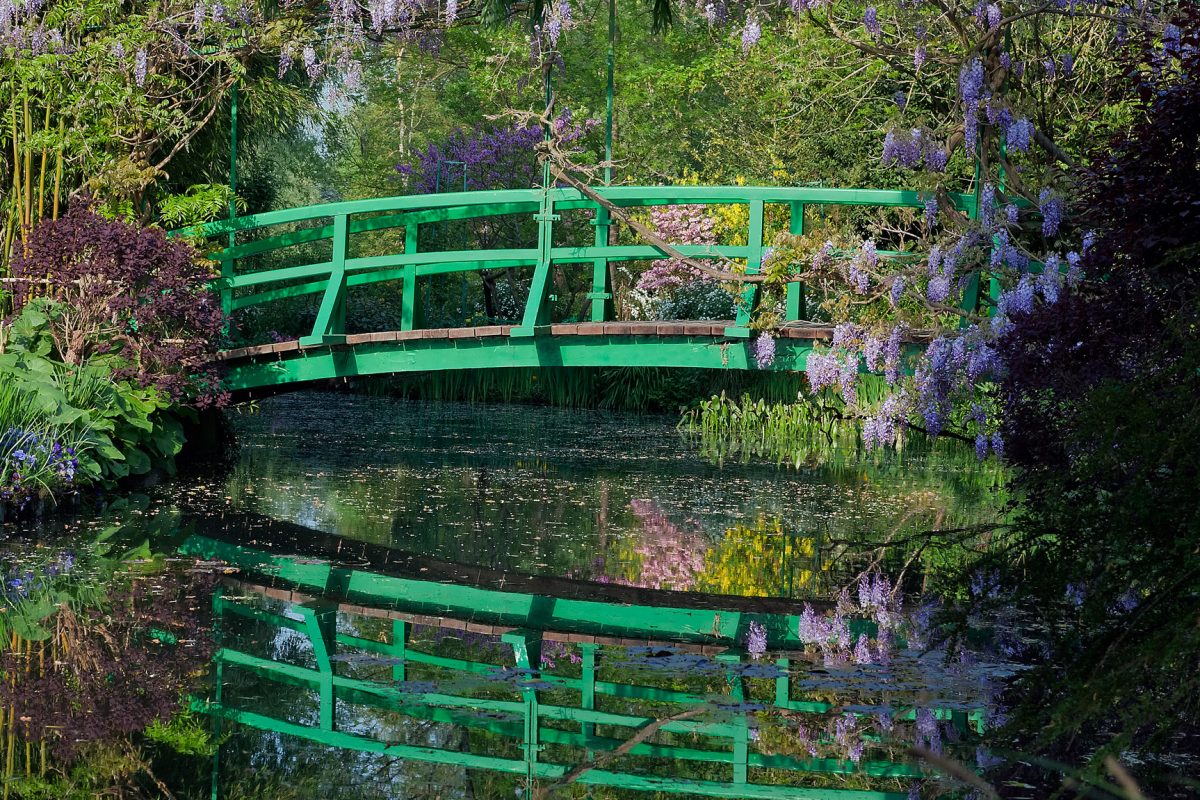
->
[0,392,1016,799]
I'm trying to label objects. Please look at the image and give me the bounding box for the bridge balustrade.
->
[183,186,976,347]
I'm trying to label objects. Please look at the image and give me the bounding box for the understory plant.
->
[0,206,225,515]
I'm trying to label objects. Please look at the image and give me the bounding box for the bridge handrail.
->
[179,185,977,241]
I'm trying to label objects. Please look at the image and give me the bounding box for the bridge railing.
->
[179,186,977,348]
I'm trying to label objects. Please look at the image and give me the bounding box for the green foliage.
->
[0,302,188,501]
[143,710,217,758]
[158,184,247,227]
[367,365,812,411]
[6,742,145,800]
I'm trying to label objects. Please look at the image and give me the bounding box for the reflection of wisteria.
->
[539,638,581,669]
[764,570,1024,782]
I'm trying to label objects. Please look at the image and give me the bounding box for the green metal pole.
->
[220,82,239,321]
[210,588,225,800]
[229,82,238,247]
[604,0,615,186]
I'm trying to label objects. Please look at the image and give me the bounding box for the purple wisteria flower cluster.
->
[745,620,768,658]
[796,572,903,668]
[792,162,1097,456]
[881,127,947,171]
[753,331,776,369]
[396,112,593,195]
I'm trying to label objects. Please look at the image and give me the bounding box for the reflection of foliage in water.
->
[681,391,1014,587]
[0,560,216,762]
[698,515,824,598]
[610,504,828,598]
[0,504,218,795]
[221,395,1011,598]
[610,498,707,591]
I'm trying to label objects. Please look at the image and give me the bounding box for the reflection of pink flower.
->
[626,499,706,591]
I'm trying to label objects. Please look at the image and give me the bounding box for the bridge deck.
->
[217,320,837,362]
[214,320,855,396]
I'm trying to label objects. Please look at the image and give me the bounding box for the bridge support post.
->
[716,650,750,784]
[513,196,558,336]
[785,202,807,321]
[774,656,790,706]
[401,223,423,331]
[724,199,765,339]
[300,214,349,347]
[958,271,981,329]
[580,643,597,743]
[390,619,408,683]
[502,630,544,788]
[588,206,613,322]
[298,603,339,731]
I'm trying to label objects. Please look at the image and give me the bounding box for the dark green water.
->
[0,393,1015,799]
[218,394,1009,595]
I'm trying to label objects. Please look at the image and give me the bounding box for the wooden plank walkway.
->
[217,320,837,363]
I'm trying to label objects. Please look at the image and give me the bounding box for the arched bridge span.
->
[182,185,975,396]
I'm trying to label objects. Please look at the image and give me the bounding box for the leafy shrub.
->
[985,15,1200,787]
[9,203,227,407]
[0,302,188,501]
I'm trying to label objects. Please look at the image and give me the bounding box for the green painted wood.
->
[230,267,410,311]
[219,335,833,394]
[786,202,807,321]
[589,206,612,323]
[298,604,337,730]
[208,643,924,779]
[217,646,740,737]
[185,184,963,388]
[580,643,597,742]
[207,201,546,264]
[212,596,781,707]
[195,571,968,794]
[726,199,766,339]
[299,214,348,347]
[391,619,407,682]
[178,185,973,243]
[549,243,752,263]
[503,629,544,672]
[401,223,422,331]
[959,272,981,329]
[513,195,559,336]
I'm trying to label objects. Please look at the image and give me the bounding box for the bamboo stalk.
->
[10,103,22,240]
[38,639,45,775]
[4,707,12,800]
[36,105,49,225]
[51,118,64,220]
[22,98,31,240]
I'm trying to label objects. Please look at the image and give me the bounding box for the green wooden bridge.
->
[181,519,985,799]
[185,185,978,397]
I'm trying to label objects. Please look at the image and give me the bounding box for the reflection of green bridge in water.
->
[185,186,979,397]
[183,520,984,799]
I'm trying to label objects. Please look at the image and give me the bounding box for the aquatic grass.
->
[365,366,812,411]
